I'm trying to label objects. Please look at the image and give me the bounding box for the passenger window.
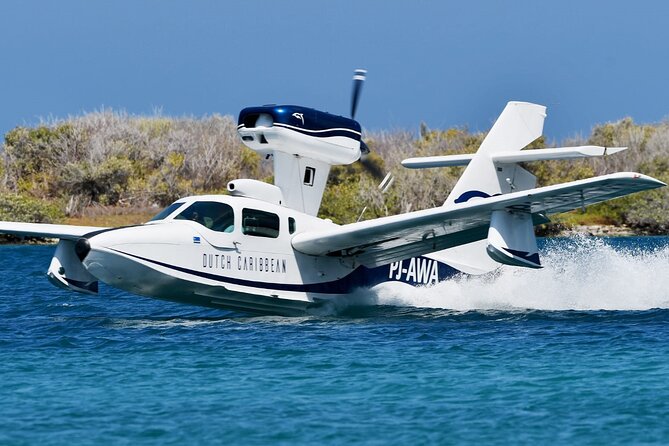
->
[242,208,280,238]
[175,201,235,233]
[289,217,296,234]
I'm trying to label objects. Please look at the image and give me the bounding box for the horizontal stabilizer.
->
[492,146,627,163]
[402,146,627,169]
[402,154,473,168]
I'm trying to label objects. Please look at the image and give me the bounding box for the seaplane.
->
[0,70,664,315]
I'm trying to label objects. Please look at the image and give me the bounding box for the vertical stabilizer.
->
[437,101,545,272]
[444,101,546,206]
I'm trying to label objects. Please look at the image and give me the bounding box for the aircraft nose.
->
[82,229,123,257]
[82,227,144,288]
[86,226,138,251]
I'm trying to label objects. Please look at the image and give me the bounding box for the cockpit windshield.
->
[149,202,185,222]
[175,201,235,233]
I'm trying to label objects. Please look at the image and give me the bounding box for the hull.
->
[84,246,460,316]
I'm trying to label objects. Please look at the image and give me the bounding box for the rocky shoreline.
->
[559,225,636,237]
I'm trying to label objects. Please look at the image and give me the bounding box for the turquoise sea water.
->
[1,237,669,445]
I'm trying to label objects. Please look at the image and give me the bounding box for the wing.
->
[292,172,664,267]
[0,221,108,240]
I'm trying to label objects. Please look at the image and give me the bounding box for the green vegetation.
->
[0,193,63,223]
[1,111,667,234]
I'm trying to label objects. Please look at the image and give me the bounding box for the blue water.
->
[2,237,669,445]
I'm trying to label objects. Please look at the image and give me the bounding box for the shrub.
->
[59,156,133,205]
[0,194,63,223]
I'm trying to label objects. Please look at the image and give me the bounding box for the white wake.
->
[370,237,669,311]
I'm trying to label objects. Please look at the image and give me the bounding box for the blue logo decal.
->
[454,190,501,203]
[193,236,201,244]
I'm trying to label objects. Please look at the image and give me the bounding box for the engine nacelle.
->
[47,239,99,294]
[237,105,362,165]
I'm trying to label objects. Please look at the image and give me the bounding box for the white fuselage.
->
[80,194,459,315]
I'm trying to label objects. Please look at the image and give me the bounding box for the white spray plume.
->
[369,236,669,311]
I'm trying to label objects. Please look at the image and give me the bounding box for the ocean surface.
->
[1,236,669,445]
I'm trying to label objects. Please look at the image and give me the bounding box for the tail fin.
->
[444,101,546,206]
[440,101,546,270]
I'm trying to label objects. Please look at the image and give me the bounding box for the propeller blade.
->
[351,70,378,180]
[351,69,367,119]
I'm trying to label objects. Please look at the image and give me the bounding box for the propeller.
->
[351,69,367,119]
[351,69,369,155]
[349,69,386,182]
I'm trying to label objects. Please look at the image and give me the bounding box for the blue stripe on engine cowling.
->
[272,123,360,139]
[238,105,361,139]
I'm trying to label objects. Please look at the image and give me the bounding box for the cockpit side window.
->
[175,201,235,233]
[149,202,185,221]
[242,208,280,238]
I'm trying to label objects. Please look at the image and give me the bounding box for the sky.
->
[2,0,669,141]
